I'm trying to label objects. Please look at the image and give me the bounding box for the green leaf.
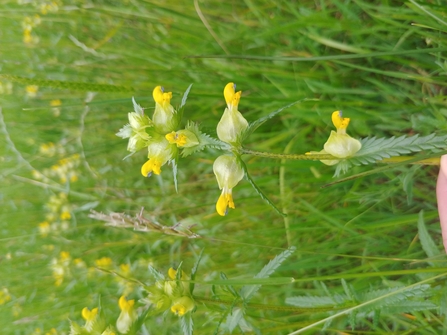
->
[239,157,286,217]
[181,122,228,157]
[180,313,194,335]
[132,97,144,115]
[239,246,295,301]
[220,272,239,297]
[225,307,244,334]
[190,248,204,294]
[148,265,165,281]
[180,84,193,109]
[285,295,338,308]
[417,210,440,260]
[350,134,447,166]
[171,157,179,193]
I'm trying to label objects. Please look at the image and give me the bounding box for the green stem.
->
[241,149,336,161]
[242,149,442,166]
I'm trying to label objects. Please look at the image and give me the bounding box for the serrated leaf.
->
[341,279,355,302]
[240,246,295,301]
[417,210,440,260]
[148,265,165,281]
[225,307,244,333]
[220,272,239,297]
[285,295,337,308]
[180,314,194,335]
[181,121,228,157]
[349,134,447,166]
[239,158,286,217]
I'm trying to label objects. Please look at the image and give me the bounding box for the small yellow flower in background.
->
[141,137,176,177]
[213,154,245,216]
[318,111,362,166]
[152,86,177,134]
[116,296,137,333]
[60,210,71,220]
[170,296,195,316]
[40,142,56,156]
[95,257,113,268]
[51,251,71,286]
[82,307,98,332]
[26,85,39,98]
[0,288,11,305]
[73,258,86,268]
[165,129,199,148]
[216,82,249,145]
[44,328,57,335]
[40,2,59,15]
[38,221,51,236]
[50,99,62,117]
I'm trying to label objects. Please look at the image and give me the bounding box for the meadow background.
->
[1,0,447,334]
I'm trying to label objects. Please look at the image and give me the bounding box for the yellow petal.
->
[331,111,350,132]
[216,191,235,216]
[119,296,135,312]
[141,158,162,177]
[153,86,172,108]
[224,82,241,111]
[82,307,98,321]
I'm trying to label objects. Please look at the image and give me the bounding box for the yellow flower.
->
[26,85,39,98]
[38,221,51,236]
[152,86,177,134]
[165,129,199,148]
[170,296,195,316]
[321,111,361,165]
[141,137,176,177]
[213,154,244,216]
[95,257,112,268]
[309,111,362,166]
[0,288,11,305]
[60,211,71,220]
[216,83,249,145]
[116,296,137,333]
[82,307,98,332]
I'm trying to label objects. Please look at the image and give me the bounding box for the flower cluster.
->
[19,0,62,44]
[33,142,80,183]
[146,267,195,317]
[117,83,364,217]
[116,86,201,178]
[38,192,72,236]
[117,83,247,216]
[69,296,137,335]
